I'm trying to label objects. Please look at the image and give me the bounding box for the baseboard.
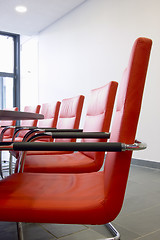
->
[131,158,160,169]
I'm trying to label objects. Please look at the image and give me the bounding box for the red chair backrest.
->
[55,95,84,142]
[0,107,18,137]
[80,81,118,169]
[37,101,61,128]
[18,105,41,138]
[103,38,152,222]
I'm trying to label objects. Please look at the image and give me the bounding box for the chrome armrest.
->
[122,140,147,151]
[27,131,111,143]
[0,140,146,152]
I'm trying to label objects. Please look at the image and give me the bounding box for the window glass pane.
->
[0,35,14,73]
[0,77,13,109]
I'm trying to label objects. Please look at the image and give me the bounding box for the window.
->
[0,32,20,110]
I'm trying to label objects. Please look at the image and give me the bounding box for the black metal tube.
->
[22,128,84,141]
[51,132,110,139]
[13,142,122,152]
[0,141,13,150]
[27,132,110,143]
[0,141,13,146]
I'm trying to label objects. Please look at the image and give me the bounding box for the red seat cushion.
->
[0,171,108,224]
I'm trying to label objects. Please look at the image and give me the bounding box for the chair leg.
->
[0,152,4,178]
[9,153,13,175]
[16,222,24,240]
[15,222,119,240]
[105,222,120,240]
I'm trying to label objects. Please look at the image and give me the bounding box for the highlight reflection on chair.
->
[0,37,152,240]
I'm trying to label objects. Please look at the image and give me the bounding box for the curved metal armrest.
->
[122,140,147,151]
[0,126,17,141]
[23,129,44,142]
[12,126,38,141]
[22,128,84,142]
[26,131,111,143]
[0,140,147,152]
[0,125,10,128]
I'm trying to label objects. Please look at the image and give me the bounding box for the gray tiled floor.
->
[0,164,160,240]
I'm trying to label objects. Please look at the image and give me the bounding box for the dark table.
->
[0,110,44,120]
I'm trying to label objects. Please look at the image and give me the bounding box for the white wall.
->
[38,0,160,162]
[20,36,39,109]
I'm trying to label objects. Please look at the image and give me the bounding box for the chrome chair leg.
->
[0,152,4,178]
[16,222,119,240]
[9,153,13,175]
[105,222,120,240]
[16,222,24,240]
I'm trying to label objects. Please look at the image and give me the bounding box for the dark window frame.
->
[0,31,20,109]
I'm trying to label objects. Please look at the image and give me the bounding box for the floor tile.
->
[133,229,160,240]
[114,204,160,236]
[112,222,140,240]
[23,223,56,240]
[119,191,160,216]
[59,228,104,240]
[85,224,113,238]
[0,222,18,240]
[41,224,87,238]
[128,165,160,184]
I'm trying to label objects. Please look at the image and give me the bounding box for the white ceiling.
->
[0,0,86,36]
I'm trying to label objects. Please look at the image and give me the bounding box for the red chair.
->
[0,37,152,240]
[55,94,84,144]
[33,101,61,142]
[38,102,60,128]
[22,81,118,173]
[12,104,41,142]
[24,95,85,155]
[0,107,18,141]
[0,107,18,178]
